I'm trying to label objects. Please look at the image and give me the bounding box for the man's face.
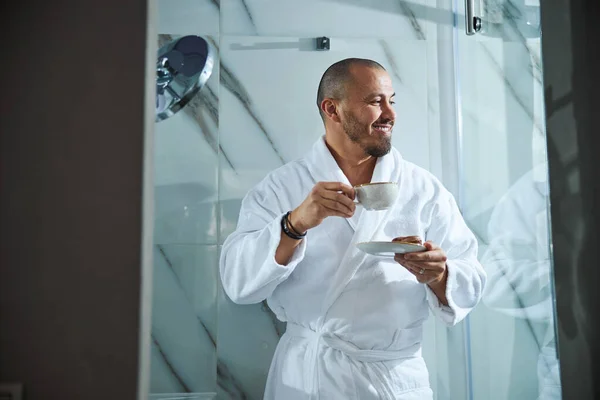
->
[339,66,396,157]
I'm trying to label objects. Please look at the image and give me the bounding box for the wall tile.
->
[150,245,218,393]
[158,0,220,36]
[221,0,439,39]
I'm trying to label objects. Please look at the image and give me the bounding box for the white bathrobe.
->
[220,137,486,399]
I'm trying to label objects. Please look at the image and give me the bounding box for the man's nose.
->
[382,102,396,120]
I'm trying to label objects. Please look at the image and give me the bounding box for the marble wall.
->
[150,0,557,399]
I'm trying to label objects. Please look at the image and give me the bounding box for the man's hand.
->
[394,238,449,304]
[289,182,355,233]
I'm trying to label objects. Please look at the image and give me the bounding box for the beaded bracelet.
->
[286,212,305,236]
[281,211,306,240]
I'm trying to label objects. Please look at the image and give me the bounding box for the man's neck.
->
[324,134,377,187]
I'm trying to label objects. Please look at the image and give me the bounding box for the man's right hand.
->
[289,182,356,233]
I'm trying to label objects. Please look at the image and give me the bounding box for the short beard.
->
[342,112,392,157]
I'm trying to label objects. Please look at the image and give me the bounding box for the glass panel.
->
[150,1,220,398]
[217,32,449,398]
[216,1,458,397]
[147,1,562,399]
[455,0,561,399]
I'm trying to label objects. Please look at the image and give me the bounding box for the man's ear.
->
[321,99,342,123]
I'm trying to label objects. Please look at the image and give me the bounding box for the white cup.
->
[353,182,399,211]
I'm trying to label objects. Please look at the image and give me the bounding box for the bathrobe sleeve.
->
[220,182,308,305]
[424,188,487,326]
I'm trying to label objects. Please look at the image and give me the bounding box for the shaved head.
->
[316,58,386,120]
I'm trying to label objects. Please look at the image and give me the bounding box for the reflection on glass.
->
[481,163,561,399]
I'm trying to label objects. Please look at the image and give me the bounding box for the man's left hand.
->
[394,241,448,290]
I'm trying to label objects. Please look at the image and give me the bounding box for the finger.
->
[394,253,406,263]
[403,264,421,274]
[403,261,445,273]
[320,182,355,199]
[394,256,410,267]
[424,241,440,251]
[339,184,356,199]
[320,203,354,218]
[319,190,355,213]
[404,249,446,262]
[403,262,431,273]
[392,236,422,244]
[403,265,434,282]
[319,195,354,216]
[394,255,434,268]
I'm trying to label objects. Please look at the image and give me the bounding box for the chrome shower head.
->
[155,35,214,122]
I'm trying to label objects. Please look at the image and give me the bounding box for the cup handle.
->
[339,189,361,205]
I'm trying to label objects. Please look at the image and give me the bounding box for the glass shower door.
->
[455,0,561,399]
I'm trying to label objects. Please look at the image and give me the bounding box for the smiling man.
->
[220,58,486,399]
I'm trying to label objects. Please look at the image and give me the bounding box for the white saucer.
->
[356,241,426,256]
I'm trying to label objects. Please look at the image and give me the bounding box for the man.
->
[220,58,486,399]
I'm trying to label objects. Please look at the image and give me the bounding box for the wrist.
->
[428,266,448,291]
[289,210,309,234]
[428,266,449,306]
[281,212,305,241]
